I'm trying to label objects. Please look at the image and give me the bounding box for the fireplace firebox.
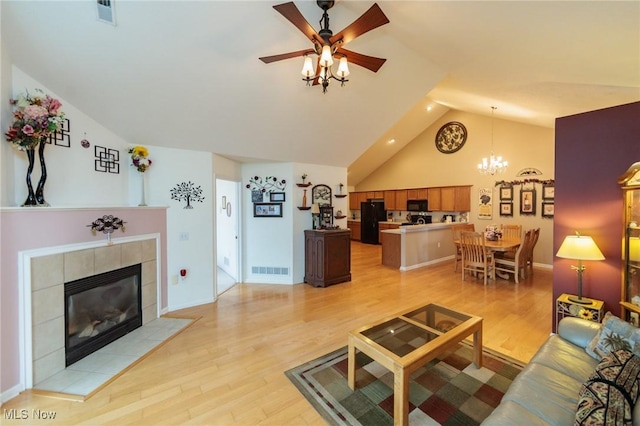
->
[64,264,142,366]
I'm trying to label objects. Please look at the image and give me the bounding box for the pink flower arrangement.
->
[5,89,65,150]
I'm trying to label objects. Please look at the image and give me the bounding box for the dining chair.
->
[460,231,495,285]
[501,224,522,241]
[495,229,532,284]
[451,223,475,272]
[525,228,540,277]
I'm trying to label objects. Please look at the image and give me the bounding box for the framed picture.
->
[520,188,537,215]
[312,184,332,206]
[221,196,227,208]
[270,192,286,202]
[500,202,513,217]
[542,184,555,200]
[251,190,264,203]
[500,185,513,201]
[542,202,554,218]
[478,188,492,220]
[253,202,282,217]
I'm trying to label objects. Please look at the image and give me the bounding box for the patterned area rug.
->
[286,343,524,425]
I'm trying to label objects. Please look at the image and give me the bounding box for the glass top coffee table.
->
[347,303,483,426]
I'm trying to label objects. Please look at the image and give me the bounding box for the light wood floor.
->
[2,242,553,425]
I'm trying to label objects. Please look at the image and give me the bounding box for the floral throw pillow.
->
[575,349,640,426]
[586,312,640,361]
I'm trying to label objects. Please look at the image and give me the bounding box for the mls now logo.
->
[3,409,57,420]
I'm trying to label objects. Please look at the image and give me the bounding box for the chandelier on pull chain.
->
[477,106,508,175]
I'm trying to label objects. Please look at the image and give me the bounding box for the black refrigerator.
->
[361,201,386,244]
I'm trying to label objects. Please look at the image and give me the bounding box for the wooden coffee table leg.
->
[347,336,356,390]
[473,325,483,368]
[393,364,410,426]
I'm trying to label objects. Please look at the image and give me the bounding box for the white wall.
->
[149,146,215,311]
[242,162,348,285]
[9,67,130,207]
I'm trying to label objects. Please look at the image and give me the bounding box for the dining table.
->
[454,237,521,279]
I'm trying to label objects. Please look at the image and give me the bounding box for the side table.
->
[556,293,604,330]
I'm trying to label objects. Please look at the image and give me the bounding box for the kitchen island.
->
[380,223,460,270]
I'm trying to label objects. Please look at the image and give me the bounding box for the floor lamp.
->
[556,233,605,305]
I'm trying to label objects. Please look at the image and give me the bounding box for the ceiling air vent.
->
[96,0,116,25]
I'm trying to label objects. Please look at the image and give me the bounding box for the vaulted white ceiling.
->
[2,1,638,185]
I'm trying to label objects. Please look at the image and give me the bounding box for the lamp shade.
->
[319,45,333,67]
[336,56,350,78]
[311,203,320,214]
[556,235,605,260]
[300,56,314,77]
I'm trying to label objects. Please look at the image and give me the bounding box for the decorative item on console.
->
[87,215,126,245]
[5,89,66,207]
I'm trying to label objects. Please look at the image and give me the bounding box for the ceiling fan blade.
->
[330,3,389,46]
[273,2,323,45]
[259,49,315,64]
[337,48,386,73]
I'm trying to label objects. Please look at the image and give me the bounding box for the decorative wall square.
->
[94,146,120,173]
[47,118,71,147]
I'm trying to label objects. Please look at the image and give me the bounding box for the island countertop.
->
[380,223,465,270]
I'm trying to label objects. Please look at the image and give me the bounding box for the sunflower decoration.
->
[128,145,152,173]
[578,309,594,321]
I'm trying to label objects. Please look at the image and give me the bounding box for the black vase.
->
[22,148,37,206]
[35,140,49,206]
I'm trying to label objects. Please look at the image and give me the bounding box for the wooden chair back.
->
[460,231,495,285]
[451,224,475,272]
[501,224,522,241]
[495,229,532,284]
[525,228,540,275]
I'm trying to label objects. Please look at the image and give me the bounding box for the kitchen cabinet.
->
[366,191,384,199]
[304,229,351,288]
[427,188,441,211]
[384,191,396,210]
[441,186,471,212]
[357,192,368,205]
[619,163,640,323]
[347,221,361,241]
[349,193,359,210]
[395,190,408,211]
[406,189,418,199]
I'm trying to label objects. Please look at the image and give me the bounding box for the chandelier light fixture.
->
[300,2,350,93]
[478,106,508,175]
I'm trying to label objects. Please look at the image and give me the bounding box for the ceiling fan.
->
[259,1,390,93]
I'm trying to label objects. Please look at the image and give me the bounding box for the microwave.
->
[407,199,428,212]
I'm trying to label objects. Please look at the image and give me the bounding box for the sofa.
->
[482,316,640,425]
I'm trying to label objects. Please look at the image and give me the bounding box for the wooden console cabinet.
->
[304,229,351,288]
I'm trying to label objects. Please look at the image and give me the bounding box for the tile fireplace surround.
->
[27,236,160,388]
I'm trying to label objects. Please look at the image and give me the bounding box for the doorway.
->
[216,179,240,295]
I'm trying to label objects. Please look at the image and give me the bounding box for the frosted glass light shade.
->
[301,56,314,77]
[319,45,333,67]
[336,57,350,78]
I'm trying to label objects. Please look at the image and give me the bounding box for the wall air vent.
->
[251,266,289,276]
[96,0,116,25]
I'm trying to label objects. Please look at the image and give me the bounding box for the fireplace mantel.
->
[1,206,168,400]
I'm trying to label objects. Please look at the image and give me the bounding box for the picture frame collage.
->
[498,183,554,218]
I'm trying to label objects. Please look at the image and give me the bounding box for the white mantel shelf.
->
[1,205,169,212]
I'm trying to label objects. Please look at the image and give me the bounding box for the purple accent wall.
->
[554,101,640,328]
[0,207,167,396]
